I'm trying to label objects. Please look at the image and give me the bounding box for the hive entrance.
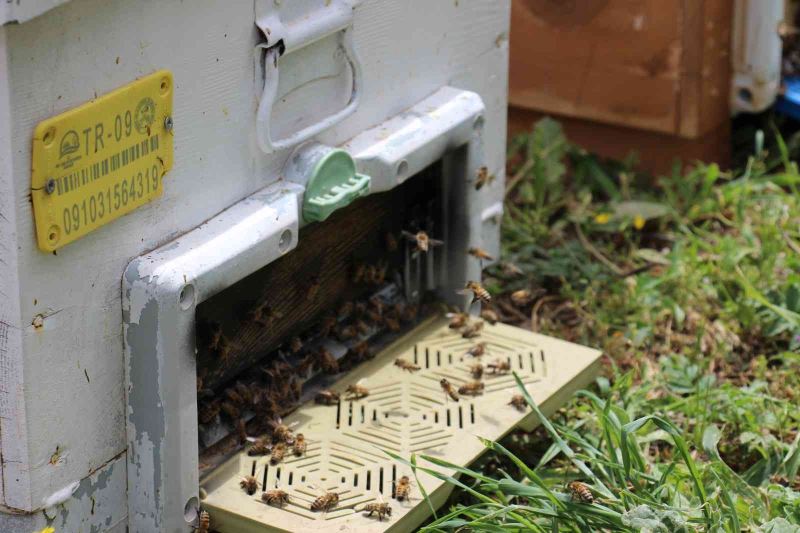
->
[199,317,601,532]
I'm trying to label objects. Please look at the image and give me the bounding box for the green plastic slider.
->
[302,149,370,223]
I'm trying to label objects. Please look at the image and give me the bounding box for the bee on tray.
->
[480,308,499,325]
[447,312,469,329]
[293,433,307,456]
[315,390,341,405]
[317,348,340,374]
[363,501,392,521]
[239,475,259,495]
[394,358,421,372]
[401,230,443,256]
[289,336,303,354]
[270,442,287,465]
[349,341,371,362]
[461,321,484,339]
[487,359,511,375]
[474,165,495,190]
[468,247,494,261]
[247,437,272,456]
[466,342,487,357]
[395,475,412,501]
[469,363,484,379]
[458,381,485,396]
[345,382,369,400]
[461,281,491,304]
[440,378,459,401]
[567,481,594,504]
[311,491,339,512]
[508,394,527,412]
[261,489,290,507]
[268,416,294,444]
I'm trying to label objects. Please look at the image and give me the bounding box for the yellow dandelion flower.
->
[633,215,645,230]
[594,213,611,224]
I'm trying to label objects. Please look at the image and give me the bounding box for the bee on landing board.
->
[315,389,340,405]
[480,308,499,325]
[458,380,485,396]
[469,363,484,379]
[394,358,420,372]
[362,500,392,521]
[239,475,259,495]
[468,247,494,262]
[317,348,340,374]
[268,416,294,444]
[292,433,307,456]
[567,481,594,503]
[509,394,527,412]
[447,312,469,329]
[466,342,487,357]
[345,382,369,400]
[270,442,287,465]
[461,281,491,304]
[196,509,211,532]
[261,489,290,507]
[247,437,272,456]
[487,359,511,375]
[395,475,412,501]
[401,230,443,256]
[310,491,339,512]
[440,378,459,401]
[461,321,484,339]
[474,165,495,190]
[289,336,303,354]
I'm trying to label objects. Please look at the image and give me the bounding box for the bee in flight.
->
[460,281,491,303]
[468,247,494,261]
[261,489,290,507]
[401,230,443,256]
[480,308,499,325]
[474,165,495,190]
[567,481,594,503]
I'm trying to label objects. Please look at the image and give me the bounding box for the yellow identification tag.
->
[31,70,173,251]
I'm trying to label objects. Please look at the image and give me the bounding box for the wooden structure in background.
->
[509,0,733,174]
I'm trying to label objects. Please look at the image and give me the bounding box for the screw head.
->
[45,178,56,194]
[164,116,174,132]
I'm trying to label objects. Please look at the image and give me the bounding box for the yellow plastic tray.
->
[200,317,601,532]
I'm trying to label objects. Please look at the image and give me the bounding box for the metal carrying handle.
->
[256,27,363,154]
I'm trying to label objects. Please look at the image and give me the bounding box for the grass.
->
[407,118,800,531]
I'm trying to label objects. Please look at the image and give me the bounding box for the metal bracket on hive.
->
[122,186,301,533]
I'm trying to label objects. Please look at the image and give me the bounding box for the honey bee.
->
[310,491,339,512]
[508,394,527,411]
[247,437,272,456]
[220,401,240,421]
[511,289,534,307]
[401,230,444,255]
[488,359,511,375]
[240,475,259,495]
[249,302,283,328]
[268,417,294,443]
[317,348,340,374]
[349,340,371,361]
[567,481,594,503]
[501,262,523,277]
[338,301,354,318]
[315,390,341,405]
[468,247,494,261]
[469,363,484,379]
[355,319,371,335]
[475,165,495,190]
[306,276,321,301]
[395,475,412,501]
[236,418,248,444]
[319,315,337,338]
[458,381,485,396]
[462,281,491,303]
[198,401,221,425]
[384,315,401,332]
[293,433,307,456]
[336,324,358,341]
[447,312,469,329]
[369,261,388,285]
[480,308,499,325]
[353,263,367,283]
[207,322,224,351]
[261,489,290,507]
[399,303,419,322]
[440,378,459,401]
[394,358,421,372]
[363,501,392,521]
[385,232,399,252]
[345,383,369,400]
[270,442,287,465]
[234,381,255,405]
[461,321,484,339]
[289,336,303,354]
[466,342,487,357]
[196,509,211,532]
